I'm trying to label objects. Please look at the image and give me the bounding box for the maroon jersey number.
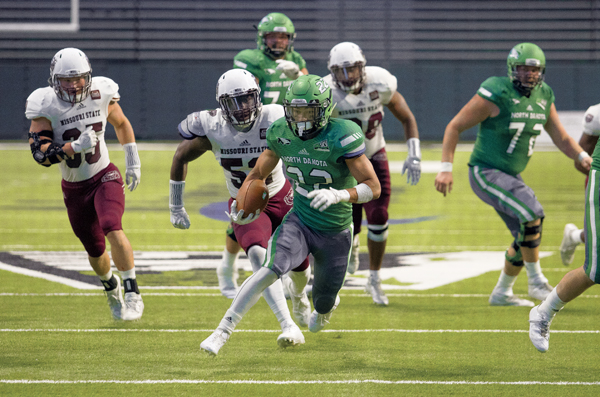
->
[62,122,103,168]
[350,112,383,139]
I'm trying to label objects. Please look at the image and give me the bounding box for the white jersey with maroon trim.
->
[178,104,286,198]
[25,76,119,182]
[583,103,600,136]
[324,66,397,158]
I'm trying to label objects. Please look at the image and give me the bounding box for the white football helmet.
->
[48,47,92,104]
[216,69,262,132]
[328,42,367,93]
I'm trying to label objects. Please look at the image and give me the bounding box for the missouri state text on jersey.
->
[25,76,120,183]
[469,76,555,176]
[266,117,366,232]
[178,104,287,199]
[324,66,397,159]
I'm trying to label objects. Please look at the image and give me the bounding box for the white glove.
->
[225,200,259,225]
[123,143,141,191]
[402,137,421,185]
[307,187,350,212]
[71,127,98,153]
[170,206,190,229]
[275,59,301,79]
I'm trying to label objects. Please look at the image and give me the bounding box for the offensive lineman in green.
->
[201,75,381,355]
[435,43,592,307]
[217,12,310,298]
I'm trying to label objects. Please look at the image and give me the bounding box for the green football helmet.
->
[507,42,546,95]
[283,75,334,140]
[256,12,296,58]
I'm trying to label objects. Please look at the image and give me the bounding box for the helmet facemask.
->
[284,98,331,140]
[261,31,295,58]
[330,62,365,93]
[219,90,261,132]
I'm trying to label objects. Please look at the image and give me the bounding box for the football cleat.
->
[200,329,230,356]
[308,295,340,333]
[217,261,239,299]
[559,223,579,266]
[365,275,389,306]
[121,292,144,321]
[529,281,553,301]
[489,290,534,307]
[529,305,554,352]
[347,234,360,274]
[277,322,305,348]
[282,274,311,327]
[105,276,125,320]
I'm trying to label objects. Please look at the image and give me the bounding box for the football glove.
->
[275,59,302,79]
[402,138,421,185]
[307,187,350,212]
[170,206,190,229]
[124,143,141,191]
[225,200,259,225]
[71,127,98,153]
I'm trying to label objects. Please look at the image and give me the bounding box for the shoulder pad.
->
[262,104,285,121]
[25,87,55,120]
[365,66,397,91]
[477,76,509,104]
[91,76,120,101]
[178,110,220,139]
[583,104,600,136]
[234,49,261,70]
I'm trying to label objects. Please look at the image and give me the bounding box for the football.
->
[236,179,269,219]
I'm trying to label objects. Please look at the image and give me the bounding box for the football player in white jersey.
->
[169,69,306,348]
[559,104,600,266]
[25,48,144,321]
[323,42,421,305]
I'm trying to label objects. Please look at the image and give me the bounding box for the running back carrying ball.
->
[237,179,269,219]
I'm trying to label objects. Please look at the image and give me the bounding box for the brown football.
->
[236,179,269,219]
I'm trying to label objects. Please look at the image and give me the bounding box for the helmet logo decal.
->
[508,48,520,59]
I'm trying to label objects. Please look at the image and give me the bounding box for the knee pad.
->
[519,218,543,248]
[226,223,237,242]
[313,294,336,314]
[368,207,389,226]
[367,223,389,242]
[505,241,523,266]
[247,245,267,272]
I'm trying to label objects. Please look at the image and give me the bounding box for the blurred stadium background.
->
[1,0,600,142]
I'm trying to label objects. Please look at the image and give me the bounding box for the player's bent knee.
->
[368,208,389,226]
[314,295,336,314]
[520,218,543,248]
[247,245,267,271]
[367,223,389,242]
[505,241,524,266]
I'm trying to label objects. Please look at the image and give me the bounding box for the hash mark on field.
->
[1,328,598,334]
[1,379,599,385]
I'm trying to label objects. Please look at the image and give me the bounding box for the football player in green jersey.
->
[434,43,592,307]
[222,12,310,291]
[200,75,381,356]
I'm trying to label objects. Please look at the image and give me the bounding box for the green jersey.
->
[469,76,555,176]
[266,117,365,232]
[233,49,307,105]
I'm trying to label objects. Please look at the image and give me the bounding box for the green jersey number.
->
[286,166,332,197]
[263,90,280,105]
[507,122,543,157]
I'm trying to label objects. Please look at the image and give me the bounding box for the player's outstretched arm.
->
[108,101,142,191]
[346,154,381,202]
[245,148,281,183]
[575,134,598,175]
[435,94,496,197]
[545,103,592,172]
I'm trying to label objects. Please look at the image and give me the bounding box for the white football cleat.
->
[364,275,389,306]
[529,305,554,352]
[200,330,230,356]
[121,292,144,321]
[308,295,340,333]
[217,261,239,299]
[529,280,553,301]
[277,322,305,348]
[489,290,534,307]
[282,275,311,327]
[105,276,125,320]
[560,223,579,266]
[347,234,360,274]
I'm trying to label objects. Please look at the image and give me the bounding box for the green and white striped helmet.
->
[507,42,546,94]
[283,75,334,140]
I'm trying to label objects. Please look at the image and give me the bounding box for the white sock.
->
[370,270,380,281]
[538,288,565,316]
[217,267,278,334]
[494,270,517,294]
[288,267,310,296]
[247,245,293,328]
[99,270,113,281]
[222,248,239,267]
[571,229,584,244]
[525,261,548,284]
[120,268,136,280]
